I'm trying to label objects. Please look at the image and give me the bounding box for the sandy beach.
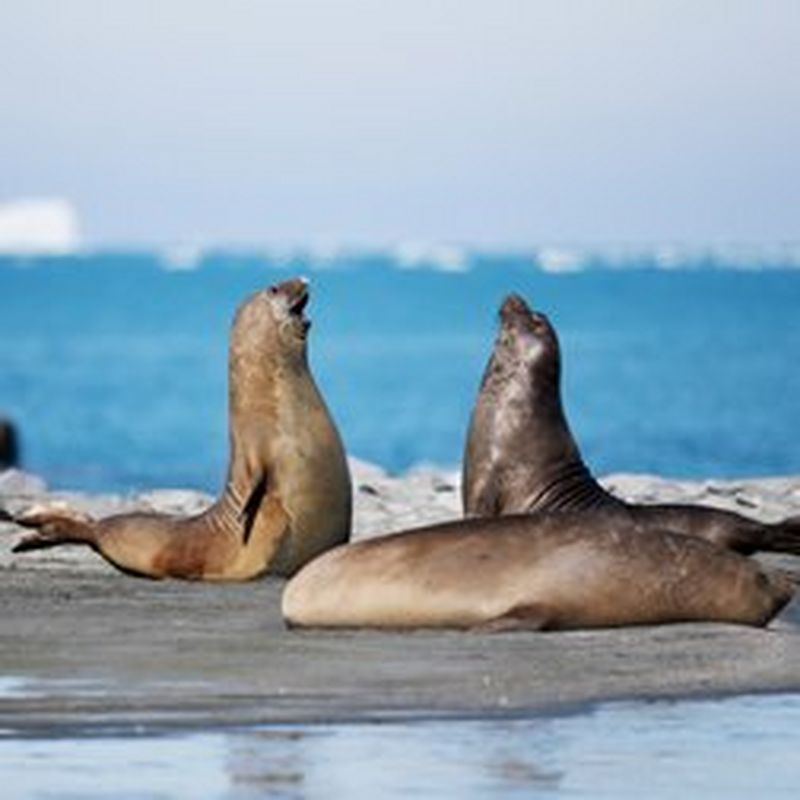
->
[1,461,799,735]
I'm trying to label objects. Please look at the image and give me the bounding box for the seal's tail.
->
[766,515,800,556]
[7,507,97,553]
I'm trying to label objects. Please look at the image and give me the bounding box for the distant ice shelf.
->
[0,197,82,255]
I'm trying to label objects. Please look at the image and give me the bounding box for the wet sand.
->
[1,463,799,734]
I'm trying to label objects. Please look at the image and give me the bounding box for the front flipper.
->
[224,494,293,579]
[239,470,270,544]
[472,603,554,633]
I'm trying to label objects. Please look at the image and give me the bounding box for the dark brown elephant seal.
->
[282,513,794,630]
[9,278,352,580]
[462,294,800,556]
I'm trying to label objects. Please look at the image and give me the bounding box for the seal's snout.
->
[267,277,310,314]
[265,276,313,338]
[288,284,309,316]
[499,294,533,326]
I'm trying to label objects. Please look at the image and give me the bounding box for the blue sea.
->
[1,248,799,493]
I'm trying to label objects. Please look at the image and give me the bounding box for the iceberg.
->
[535,247,585,273]
[0,198,81,254]
[393,241,468,272]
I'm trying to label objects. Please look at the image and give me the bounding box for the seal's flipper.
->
[257,495,293,570]
[11,512,96,553]
[240,470,270,544]
[13,532,64,552]
[767,516,800,555]
[472,603,553,633]
[225,494,293,579]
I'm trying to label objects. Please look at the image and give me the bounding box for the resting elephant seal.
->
[282,513,794,630]
[9,278,352,580]
[462,294,800,556]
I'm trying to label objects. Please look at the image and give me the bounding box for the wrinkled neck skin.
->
[509,352,617,512]
[466,343,618,515]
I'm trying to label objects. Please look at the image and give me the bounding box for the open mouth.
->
[287,285,311,335]
[289,289,310,317]
[269,277,311,336]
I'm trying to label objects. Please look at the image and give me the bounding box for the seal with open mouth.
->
[9,277,352,580]
[462,293,800,556]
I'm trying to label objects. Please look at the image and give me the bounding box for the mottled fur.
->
[463,294,800,556]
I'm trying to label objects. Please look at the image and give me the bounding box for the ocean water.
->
[0,250,798,492]
[1,693,799,799]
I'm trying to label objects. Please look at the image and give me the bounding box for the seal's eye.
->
[268,286,278,296]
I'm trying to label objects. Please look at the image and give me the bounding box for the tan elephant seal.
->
[9,277,352,580]
[282,512,794,630]
[462,294,800,556]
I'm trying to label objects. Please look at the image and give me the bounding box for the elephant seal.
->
[462,294,800,556]
[282,512,794,630]
[0,417,19,469]
[10,277,352,580]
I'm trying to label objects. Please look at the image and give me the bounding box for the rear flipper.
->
[766,515,800,556]
[8,506,97,553]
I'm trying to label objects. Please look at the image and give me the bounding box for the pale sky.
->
[1,1,798,247]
